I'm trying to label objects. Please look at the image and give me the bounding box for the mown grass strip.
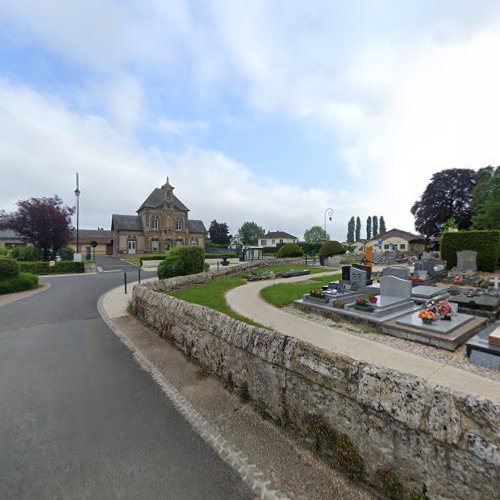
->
[260,273,341,308]
[169,277,266,328]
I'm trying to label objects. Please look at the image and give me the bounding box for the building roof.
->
[262,231,297,239]
[369,228,424,243]
[0,229,23,240]
[187,220,207,234]
[111,214,143,231]
[136,188,189,213]
[69,229,114,243]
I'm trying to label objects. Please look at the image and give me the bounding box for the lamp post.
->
[324,207,333,238]
[74,172,80,255]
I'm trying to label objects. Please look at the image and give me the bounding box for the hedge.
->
[440,230,500,272]
[0,256,19,279]
[204,253,237,259]
[0,272,39,294]
[299,242,323,256]
[18,261,85,274]
[318,240,346,257]
[276,243,304,258]
[158,245,205,279]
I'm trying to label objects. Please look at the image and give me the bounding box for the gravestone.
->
[456,250,478,273]
[350,268,367,291]
[381,266,409,280]
[352,263,372,282]
[341,265,351,281]
[380,275,412,299]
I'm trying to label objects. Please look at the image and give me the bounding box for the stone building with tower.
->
[111,178,206,255]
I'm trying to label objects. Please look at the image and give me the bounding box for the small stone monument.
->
[350,268,367,291]
[381,266,409,280]
[456,250,478,273]
[380,275,412,300]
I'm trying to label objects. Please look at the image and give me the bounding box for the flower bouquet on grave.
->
[354,295,374,312]
[418,309,437,324]
[307,288,329,303]
[367,292,378,304]
[437,300,452,320]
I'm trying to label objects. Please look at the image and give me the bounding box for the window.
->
[151,217,159,230]
[400,244,406,250]
[261,240,267,246]
[272,239,275,245]
[279,239,284,244]
[384,244,390,250]
[176,218,183,230]
[151,238,160,252]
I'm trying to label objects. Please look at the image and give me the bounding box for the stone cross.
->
[350,268,367,291]
[456,250,477,273]
[380,275,412,299]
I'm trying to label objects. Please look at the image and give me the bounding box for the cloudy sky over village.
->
[1,0,500,240]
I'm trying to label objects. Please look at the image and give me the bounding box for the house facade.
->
[368,228,426,253]
[259,231,298,248]
[68,229,114,256]
[111,178,206,255]
[0,230,25,249]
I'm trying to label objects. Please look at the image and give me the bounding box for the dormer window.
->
[151,216,159,230]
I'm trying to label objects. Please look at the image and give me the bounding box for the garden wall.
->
[132,269,500,500]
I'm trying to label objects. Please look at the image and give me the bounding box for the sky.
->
[1,0,500,241]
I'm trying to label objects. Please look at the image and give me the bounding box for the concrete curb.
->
[97,287,288,500]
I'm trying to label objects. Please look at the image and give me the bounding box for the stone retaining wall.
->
[132,270,500,500]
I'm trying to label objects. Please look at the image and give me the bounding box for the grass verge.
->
[251,264,330,275]
[260,273,341,308]
[169,277,266,328]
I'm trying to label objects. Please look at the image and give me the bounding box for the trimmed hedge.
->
[140,254,167,261]
[0,256,19,279]
[18,261,85,274]
[318,240,347,257]
[440,230,500,272]
[204,253,237,259]
[0,272,39,294]
[158,245,205,279]
[262,247,277,255]
[299,242,323,256]
[276,243,304,258]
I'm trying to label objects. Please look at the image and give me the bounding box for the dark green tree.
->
[355,216,361,241]
[411,168,476,237]
[208,220,230,245]
[346,217,355,243]
[472,170,500,229]
[303,226,329,242]
[372,216,378,238]
[366,216,372,240]
[0,195,74,260]
[238,221,265,245]
[470,166,496,218]
[379,216,386,235]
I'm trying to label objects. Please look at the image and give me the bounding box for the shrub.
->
[10,246,43,261]
[158,245,205,279]
[0,256,19,279]
[140,254,167,261]
[203,253,237,259]
[18,261,84,274]
[262,247,277,255]
[276,243,304,258]
[0,272,38,294]
[440,230,500,272]
[318,240,346,257]
[58,246,75,261]
[298,242,323,256]
[0,247,8,256]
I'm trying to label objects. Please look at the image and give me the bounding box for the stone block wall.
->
[132,269,500,500]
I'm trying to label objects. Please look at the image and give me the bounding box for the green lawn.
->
[260,273,341,308]
[169,277,265,328]
[123,258,141,266]
[249,264,328,275]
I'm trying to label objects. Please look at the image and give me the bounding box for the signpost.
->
[90,240,97,262]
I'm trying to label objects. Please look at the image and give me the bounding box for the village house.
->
[368,228,426,253]
[111,178,206,255]
[259,231,298,248]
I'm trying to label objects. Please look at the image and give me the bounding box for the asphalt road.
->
[0,258,251,499]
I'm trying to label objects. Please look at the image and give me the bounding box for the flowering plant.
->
[437,300,452,317]
[418,309,437,321]
[356,296,369,306]
[310,288,325,298]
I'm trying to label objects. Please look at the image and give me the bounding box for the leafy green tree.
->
[303,226,329,242]
[238,221,265,245]
[346,217,355,243]
[355,216,361,241]
[366,216,372,240]
[372,216,378,237]
[379,216,386,235]
[470,166,496,218]
[472,172,500,229]
[208,220,230,245]
[411,168,476,237]
[442,217,458,232]
[0,196,74,260]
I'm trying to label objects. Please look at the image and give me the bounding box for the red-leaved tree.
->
[0,196,74,260]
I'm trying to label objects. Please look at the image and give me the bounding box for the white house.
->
[259,231,298,248]
[368,228,426,253]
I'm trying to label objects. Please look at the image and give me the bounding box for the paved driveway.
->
[0,272,251,499]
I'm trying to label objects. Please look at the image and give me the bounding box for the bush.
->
[0,247,8,256]
[318,240,347,257]
[0,272,39,294]
[18,261,84,274]
[298,242,323,256]
[58,246,75,261]
[157,246,205,279]
[440,230,500,272]
[0,256,19,278]
[10,246,43,261]
[262,247,277,255]
[276,243,304,258]
[140,254,167,261]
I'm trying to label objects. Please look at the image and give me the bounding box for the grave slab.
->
[466,322,500,369]
[396,312,473,334]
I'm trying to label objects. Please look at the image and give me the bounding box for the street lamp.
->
[74,172,80,255]
[324,207,333,238]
